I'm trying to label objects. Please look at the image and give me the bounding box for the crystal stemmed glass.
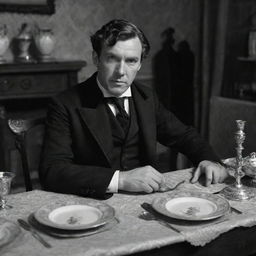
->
[0,172,15,210]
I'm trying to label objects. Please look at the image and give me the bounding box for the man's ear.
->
[92,51,99,67]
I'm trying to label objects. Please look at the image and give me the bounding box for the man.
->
[39,19,228,199]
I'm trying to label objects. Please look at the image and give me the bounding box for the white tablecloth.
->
[1,168,256,256]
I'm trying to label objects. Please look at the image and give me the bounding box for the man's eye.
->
[127,59,138,64]
[107,55,116,61]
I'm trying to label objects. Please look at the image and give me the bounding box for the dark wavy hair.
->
[90,19,150,60]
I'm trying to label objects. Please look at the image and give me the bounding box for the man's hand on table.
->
[191,160,229,186]
[118,165,164,193]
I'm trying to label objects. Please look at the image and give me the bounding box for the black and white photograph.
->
[0,1,256,255]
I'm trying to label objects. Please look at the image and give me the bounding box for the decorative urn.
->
[0,25,10,63]
[35,28,55,61]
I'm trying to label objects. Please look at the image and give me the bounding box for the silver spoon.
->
[140,203,181,232]
[139,210,181,233]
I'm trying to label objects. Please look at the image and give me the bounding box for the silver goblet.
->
[220,120,254,200]
[0,172,15,210]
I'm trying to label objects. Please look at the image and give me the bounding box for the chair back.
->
[209,96,256,159]
[8,117,45,191]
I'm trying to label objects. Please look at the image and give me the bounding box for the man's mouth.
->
[112,80,126,85]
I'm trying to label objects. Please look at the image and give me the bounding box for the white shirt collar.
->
[96,76,132,98]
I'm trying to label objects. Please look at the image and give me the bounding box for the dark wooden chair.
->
[209,96,256,159]
[8,117,45,191]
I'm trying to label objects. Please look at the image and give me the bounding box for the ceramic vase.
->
[35,29,55,61]
[0,25,9,63]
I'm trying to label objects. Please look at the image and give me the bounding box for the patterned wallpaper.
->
[0,0,200,83]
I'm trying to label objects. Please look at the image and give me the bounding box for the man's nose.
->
[116,61,125,76]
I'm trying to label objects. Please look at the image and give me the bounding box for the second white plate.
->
[152,191,230,221]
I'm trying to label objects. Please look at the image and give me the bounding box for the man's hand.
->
[118,165,164,193]
[191,160,229,186]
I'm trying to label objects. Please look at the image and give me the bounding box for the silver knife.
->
[17,219,52,248]
[231,207,242,214]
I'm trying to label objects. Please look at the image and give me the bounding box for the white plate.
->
[29,214,118,238]
[34,198,115,230]
[152,191,230,221]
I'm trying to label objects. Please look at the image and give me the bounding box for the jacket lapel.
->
[132,84,156,162]
[77,75,113,165]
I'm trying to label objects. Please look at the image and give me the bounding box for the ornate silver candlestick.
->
[220,120,254,200]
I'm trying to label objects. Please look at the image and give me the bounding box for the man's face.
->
[93,37,142,97]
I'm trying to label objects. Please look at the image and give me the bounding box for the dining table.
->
[1,168,256,256]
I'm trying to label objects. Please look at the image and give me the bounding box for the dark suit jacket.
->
[39,72,220,198]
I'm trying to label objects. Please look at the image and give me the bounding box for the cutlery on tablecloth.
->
[17,219,52,248]
[139,210,181,233]
[212,191,243,214]
[140,202,182,233]
[230,207,242,214]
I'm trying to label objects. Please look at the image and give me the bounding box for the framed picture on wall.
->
[0,0,55,14]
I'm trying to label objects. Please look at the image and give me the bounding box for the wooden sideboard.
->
[0,60,86,190]
[0,60,86,100]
